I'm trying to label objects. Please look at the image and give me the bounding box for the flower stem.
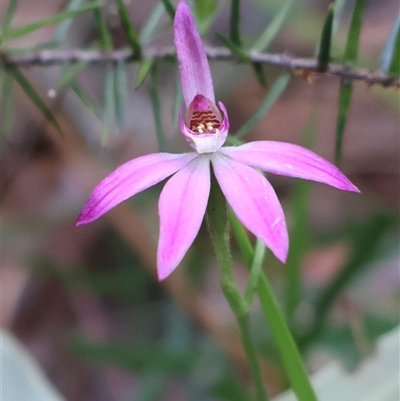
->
[229,211,318,401]
[206,173,268,401]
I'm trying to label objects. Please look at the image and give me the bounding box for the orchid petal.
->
[76,152,197,225]
[174,2,215,107]
[212,153,288,263]
[157,155,211,280]
[220,141,360,192]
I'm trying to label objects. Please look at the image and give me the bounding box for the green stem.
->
[207,174,268,401]
[229,211,318,401]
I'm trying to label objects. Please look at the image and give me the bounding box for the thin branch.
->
[1,46,399,88]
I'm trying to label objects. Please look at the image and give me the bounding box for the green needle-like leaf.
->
[89,0,112,50]
[10,67,62,133]
[2,0,18,31]
[56,60,87,90]
[252,0,295,52]
[70,80,99,116]
[215,32,251,62]
[285,117,314,322]
[251,62,267,87]
[102,65,116,146]
[115,0,141,56]
[52,0,85,43]
[194,0,218,35]
[235,73,290,139]
[335,0,366,164]
[343,0,366,64]
[229,212,318,401]
[139,2,166,45]
[161,0,175,20]
[317,3,335,72]
[257,275,318,401]
[381,15,400,75]
[1,74,15,138]
[172,68,183,126]
[2,1,103,41]
[135,58,153,89]
[114,60,127,128]
[230,0,242,47]
[149,64,166,151]
[335,82,352,164]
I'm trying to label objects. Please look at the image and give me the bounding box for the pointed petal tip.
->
[157,255,179,281]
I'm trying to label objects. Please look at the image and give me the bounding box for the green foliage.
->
[149,64,166,151]
[194,0,218,34]
[335,82,352,164]
[115,0,141,56]
[161,0,175,20]
[8,68,61,133]
[252,0,295,52]
[229,0,242,47]
[343,0,366,64]
[2,1,103,42]
[381,15,400,75]
[89,0,112,50]
[317,3,335,72]
[235,73,290,139]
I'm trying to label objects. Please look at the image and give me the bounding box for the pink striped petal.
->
[157,155,211,280]
[76,152,197,225]
[212,153,288,263]
[220,142,359,192]
[174,2,215,107]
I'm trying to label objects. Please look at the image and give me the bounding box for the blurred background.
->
[1,0,399,400]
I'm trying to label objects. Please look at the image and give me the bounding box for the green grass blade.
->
[332,0,346,33]
[56,60,87,90]
[89,0,112,50]
[228,208,253,267]
[135,58,153,89]
[216,32,251,62]
[139,2,166,45]
[1,73,15,138]
[70,80,99,116]
[194,0,218,35]
[172,68,183,126]
[252,0,295,52]
[335,82,352,164]
[114,60,127,128]
[2,1,103,41]
[115,0,141,56]
[251,62,267,87]
[285,116,314,322]
[286,178,311,323]
[2,0,18,31]
[149,64,166,151]
[161,0,175,20]
[229,211,318,401]
[11,67,61,133]
[102,65,116,146]
[381,15,400,75]
[317,3,335,72]
[343,0,366,64]
[257,275,318,401]
[52,0,85,43]
[230,0,242,47]
[235,73,290,139]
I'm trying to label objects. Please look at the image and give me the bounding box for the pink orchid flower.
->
[76,1,359,281]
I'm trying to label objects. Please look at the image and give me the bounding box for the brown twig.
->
[1,46,399,88]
